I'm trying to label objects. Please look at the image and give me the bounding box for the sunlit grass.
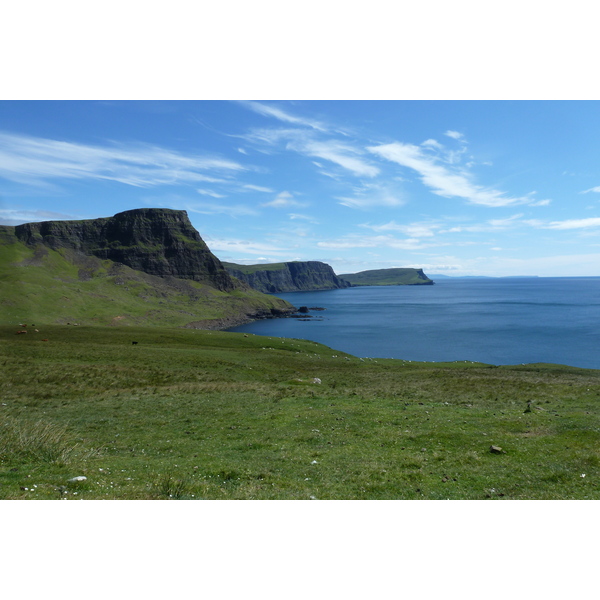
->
[2,325,599,499]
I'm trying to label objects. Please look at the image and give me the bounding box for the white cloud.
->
[545,217,600,230]
[206,237,291,257]
[422,139,443,149]
[582,186,600,194]
[0,131,246,188]
[185,202,258,218]
[367,142,535,207]
[0,208,80,225]
[317,234,433,251]
[196,189,225,198]
[337,183,404,210]
[361,220,438,237]
[289,213,319,224]
[445,130,464,140]
[239,127,379,178]
[261,191,306,209]
[242,184,274,193]
[242,101,327,132]
[290,139,380,178]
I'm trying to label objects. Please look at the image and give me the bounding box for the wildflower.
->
[581,474,586,478]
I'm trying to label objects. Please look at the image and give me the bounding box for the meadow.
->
[1,324,599,499]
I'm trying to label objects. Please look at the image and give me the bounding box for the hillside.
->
[338,268,434,286]
[2,324,599,500]
[223,261,352,293]
[0,209,295,328]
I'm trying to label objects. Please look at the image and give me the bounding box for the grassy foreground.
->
[1,324,599,500]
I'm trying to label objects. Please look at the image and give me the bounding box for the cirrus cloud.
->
[367,141,539,207]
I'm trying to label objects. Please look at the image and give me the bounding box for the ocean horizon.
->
[227,276,600,369]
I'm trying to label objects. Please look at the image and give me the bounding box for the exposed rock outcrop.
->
[223,261,352,293]
[14,208,238,291]
[2,209,297,327]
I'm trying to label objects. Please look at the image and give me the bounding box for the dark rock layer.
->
[14,208,238,292]
[224,261,352,293]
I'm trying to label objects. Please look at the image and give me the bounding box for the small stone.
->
[68,476,87,482]
[490,445,504,454]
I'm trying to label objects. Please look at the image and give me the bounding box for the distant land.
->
[338,268,434,286]
[223,261,351,293]
[0,208,295,328]
[430,274,539,279]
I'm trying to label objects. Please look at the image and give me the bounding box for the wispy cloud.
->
[294,139,380,178]
[445,130,465,140]
[0,208,81,225]
[545,217,600,230]
[289,213,319,224]
[241,101,327,132]
[261,191,307,209]
[0,131,247,189]
[196,189,226,198]
[361,220,439,237]
[317,234,434,251]
[205,236,292,257]
[582,186,600,194]
[367,142,537,207]
[242,184,274,193]
[337,182,404,210]
[238,126,379,178]
[186,202,258,218]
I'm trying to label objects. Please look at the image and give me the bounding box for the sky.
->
[3,100,600,277]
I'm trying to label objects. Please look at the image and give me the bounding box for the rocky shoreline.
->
[185,305,327,330]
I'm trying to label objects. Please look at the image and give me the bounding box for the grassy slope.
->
[2,324,599,500]
[0,240,292,327]
[339,268,433,286]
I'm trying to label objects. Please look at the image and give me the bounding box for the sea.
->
[226,277,600,369]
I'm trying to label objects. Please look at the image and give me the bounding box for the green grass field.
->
[2,324,599,500]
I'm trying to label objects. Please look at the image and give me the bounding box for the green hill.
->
[0,210,294,328]
[2,324,599,499]
[338,268,434,286]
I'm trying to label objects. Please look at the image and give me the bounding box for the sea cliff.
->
[1,209,295,327]
[223,261,352,293]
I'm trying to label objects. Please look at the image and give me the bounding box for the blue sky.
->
[3,100,600,277]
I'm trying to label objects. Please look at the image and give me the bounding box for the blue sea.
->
[227,277,600,369]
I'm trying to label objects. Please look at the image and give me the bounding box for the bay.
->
[227,277,600,369]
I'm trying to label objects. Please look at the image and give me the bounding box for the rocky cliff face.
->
[224,261,352,293]
[14,208,238,292]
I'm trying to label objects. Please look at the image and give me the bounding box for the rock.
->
[490,445,504,454]
[14,208,239,292]
[68,476,87,482]
[311,377,322,384]
[223,261,352,293]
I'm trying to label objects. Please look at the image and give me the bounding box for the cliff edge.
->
[14,208,237,292]
[223,261,352,293]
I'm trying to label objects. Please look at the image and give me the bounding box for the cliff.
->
[338,268,434,286]
[13,208,237,292]
[223,261,352,293]
[1,209,295,327]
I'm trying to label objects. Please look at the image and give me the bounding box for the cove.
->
[227,277,600,369]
